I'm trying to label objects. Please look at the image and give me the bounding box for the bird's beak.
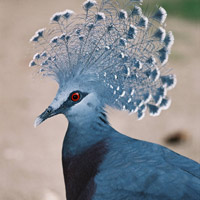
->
[34,106,56,127]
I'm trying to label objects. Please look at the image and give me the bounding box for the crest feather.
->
[30,0,176,119]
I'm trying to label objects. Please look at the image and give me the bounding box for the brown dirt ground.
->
[0,0,199,199]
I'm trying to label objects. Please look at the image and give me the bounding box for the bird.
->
[30,0,200,199]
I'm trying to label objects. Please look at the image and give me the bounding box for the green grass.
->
[156,0,200,21]
[119,0,200,20]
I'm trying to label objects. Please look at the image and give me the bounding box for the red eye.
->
[71,92,80,102]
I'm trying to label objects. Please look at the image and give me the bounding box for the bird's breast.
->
[62,139,108,200]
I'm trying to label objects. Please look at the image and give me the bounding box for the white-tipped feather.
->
[164,31,174,50]
[119,9,128,19]
[153,7,167,24]
[83,0,97,11]
[138,15,148,28]
[154,27,166,41]
[120,91,126,97]
[96,12,106,21]
[61,10,74,19]
[33,53,40,60]
[160,98,171,110]
[138,111,145,120]
[30,60,38,67]
[132,6,142,16]
[50,10,74,22]
[148,104,161,117]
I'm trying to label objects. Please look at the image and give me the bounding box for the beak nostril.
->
[46,106,53,113]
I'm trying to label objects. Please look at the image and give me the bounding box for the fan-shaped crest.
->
[30,0,176,119]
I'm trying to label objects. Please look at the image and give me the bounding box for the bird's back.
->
[93,132,200,200]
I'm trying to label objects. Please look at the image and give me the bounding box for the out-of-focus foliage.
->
[157,0,200,21]
[118,0,200,21]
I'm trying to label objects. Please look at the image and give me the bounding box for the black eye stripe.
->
[59,91,89,109]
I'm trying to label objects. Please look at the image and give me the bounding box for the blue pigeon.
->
[30,0,200,199]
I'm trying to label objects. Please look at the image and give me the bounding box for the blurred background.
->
[0,0,199,199]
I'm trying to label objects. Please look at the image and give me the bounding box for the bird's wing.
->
[161,146,200,179]
[93,136,200,200]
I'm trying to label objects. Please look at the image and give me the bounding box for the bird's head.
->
[34,80,103,127]
[30,0,176,127]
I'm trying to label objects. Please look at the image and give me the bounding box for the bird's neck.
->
[62,110,112,157]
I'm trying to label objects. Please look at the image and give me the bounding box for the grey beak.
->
[34,106,54,128]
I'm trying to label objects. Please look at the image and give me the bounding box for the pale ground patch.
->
[0,0,199,199]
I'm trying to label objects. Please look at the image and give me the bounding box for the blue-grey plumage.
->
[35,88,200,200]
[94,134,200,200]
[60,104,200,199]
[30,0,200,199]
